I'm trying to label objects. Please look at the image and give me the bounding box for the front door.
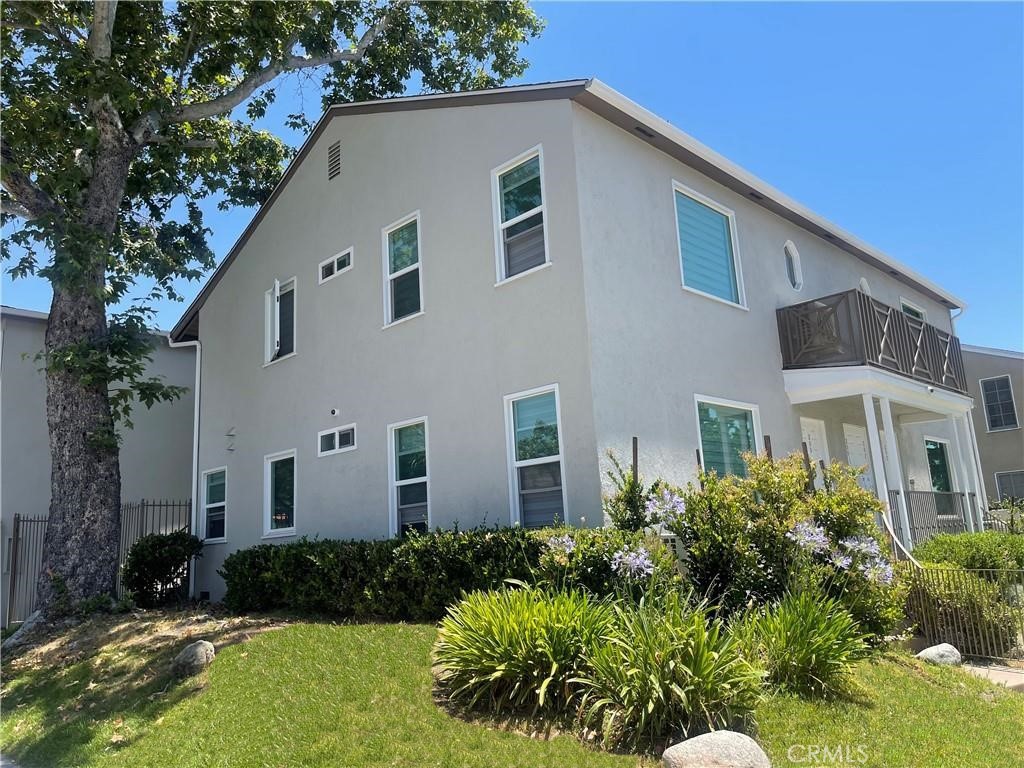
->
[800,417,830,488]
[925,438,956,517]
[842,423,876,493]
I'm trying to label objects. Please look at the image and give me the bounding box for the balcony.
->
[776,289,967,395]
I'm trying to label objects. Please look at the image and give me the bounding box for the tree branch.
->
[164,11,397,125]
[0,144,60,221]
[89,0,117,61]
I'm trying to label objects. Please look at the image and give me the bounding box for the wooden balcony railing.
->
[777,289,967,394]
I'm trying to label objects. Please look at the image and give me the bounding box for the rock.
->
[916,643,962,666]
[663,730,771,768]
[171,640,215,677]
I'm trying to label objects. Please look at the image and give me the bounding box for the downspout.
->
[166,336,202,597]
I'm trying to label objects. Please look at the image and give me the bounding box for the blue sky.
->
[4,2,1022,349]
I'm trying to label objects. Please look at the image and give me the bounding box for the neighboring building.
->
[169,80,986,600]
[1,306,196,624]
[962,345,1024,502]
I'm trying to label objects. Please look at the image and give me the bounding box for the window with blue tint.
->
[203,469,226,540]
[675,189,740,304]
[509,389,563,528]
[697,400,756,477]
[393,421,428,534]
[513,391,559,461]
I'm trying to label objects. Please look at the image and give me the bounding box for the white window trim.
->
[692,393,763,474]
[979,374,1020,433]
[900,297,928,321]
[263,276,297,367]
[263,449,297,539]
[491,145,551,286]
[387,416,430,537]
[858,277,872,296]
[318,247,354,285]
[381,211,424,328]
[503,383,567,527]
[994,470,1024,500]
[200,466,227,544]
[317,423,357,457]
[672,180,748,311]
[783,240,804,292]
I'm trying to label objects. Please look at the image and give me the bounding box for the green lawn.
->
[2,613,1021,768]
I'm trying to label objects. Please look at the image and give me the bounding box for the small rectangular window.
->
[390,419,428,535]
[506,386,564,528]
[674,184,744,307]
[383,214,422,325]
[981,375,1019,431]
[317,424,357,457]
[695,396,760,478]
[494,149,547,281]
[900,299,926,322]
[202,468,226,541]
[995,470,1024,500]
[264,451,296,535]
[265,278,296,363]
[319,248,353,285]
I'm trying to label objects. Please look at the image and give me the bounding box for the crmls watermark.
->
[787,744,869,765]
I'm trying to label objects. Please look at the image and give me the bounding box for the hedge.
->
[912,532,1024,572]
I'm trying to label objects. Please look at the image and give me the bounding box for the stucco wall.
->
[192,99,599,597]
[963,347,1024,496]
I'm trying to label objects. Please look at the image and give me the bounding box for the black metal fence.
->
[887,490,978,550]
[116,499,192,597]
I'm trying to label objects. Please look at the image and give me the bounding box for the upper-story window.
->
[493,147,548,282]
[383,213,422,326]
[783,240,803,291]
[319,247,353,284]
[265,278,296,364]
[673,183,745,307]
[981,375,1019,431]
[900,298,927,322]
[858,277,872,296]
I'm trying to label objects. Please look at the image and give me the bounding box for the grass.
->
[2,612,1022,768]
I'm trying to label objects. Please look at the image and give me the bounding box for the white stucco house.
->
[167,79,988,600]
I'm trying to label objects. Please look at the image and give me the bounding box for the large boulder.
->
[916,643,962,666]
[663,730,771,768]
[171,640,216,678]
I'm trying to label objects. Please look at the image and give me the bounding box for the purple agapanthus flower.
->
[546,534,576,555]
[647,489,686,525]
[840,535,881,558]
[829,549,854,570]
[860,558,894,585]
[787,520,830,554]
[611,546,655,580]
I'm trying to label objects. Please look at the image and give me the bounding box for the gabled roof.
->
[171,78,964,341]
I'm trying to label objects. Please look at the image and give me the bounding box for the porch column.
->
[964,414,989,529]
[947,414,976,532]
[875,395,913,547]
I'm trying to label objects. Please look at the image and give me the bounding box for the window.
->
[995,470,1024,500]
[858,277,872,296]
[318,424,357,456]
[202,468,227,541]
[695,396,761,478]
[783,240,803,291]
[981,375,1019,431]
[506,385,565,528]
[383,213,422,325]
[389,419,428,535]
[900,299,927,322]
[674,183,744,306]
[264,450,296,536]
[265,278,296,363]
[924,438,958,516]
[493,148,547,281]
[318,248,353,284]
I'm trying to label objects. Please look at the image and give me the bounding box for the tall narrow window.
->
[695,397,760,478]
[390,420,428,535]
[981,375,1019,431]
[674,184,743,306]
[383,214,422,325]
[202,468,226,541]
[265,278,296,363]
[494,149,547,280]
[264,451,296,535]
[783,240,803,291]
[506,386,564,528]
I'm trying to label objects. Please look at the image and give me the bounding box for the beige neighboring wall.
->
[963,345,1024,500]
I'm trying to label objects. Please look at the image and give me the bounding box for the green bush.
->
[434,586,612,716]
[912,532,1024,571]
[735,590,868,697]
[122,531,203,608]
[575,590,761,751]
[601,450,655,532]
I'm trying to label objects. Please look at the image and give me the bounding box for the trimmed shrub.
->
[735,590,869,697]
[122,531,203,608]
[912,532,1024,571]
[601,450,656,532]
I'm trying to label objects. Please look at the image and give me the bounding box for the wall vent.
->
[327,141,341,180]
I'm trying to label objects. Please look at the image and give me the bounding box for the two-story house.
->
[169,79,985,599]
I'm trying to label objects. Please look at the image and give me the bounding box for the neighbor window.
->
[265,278,296,363]
[674,184,743,305]
[995,470,1024,500]
[390,420,428,535]
[383,214,422,325]
[506,386,564,528]
[981,375,1019,431]
[318,424,357,456]
[202,468,226,541]
[264,450,296,535]
[695,397,760,478]
[901,299,926,322]
[783,240,803,291]
[494,149,547,280]
[319,248,353,284]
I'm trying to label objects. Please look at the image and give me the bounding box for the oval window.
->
[859,277,872,296]
[783,240,803,291]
